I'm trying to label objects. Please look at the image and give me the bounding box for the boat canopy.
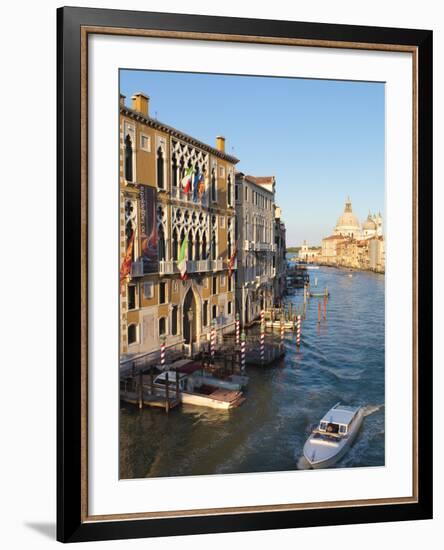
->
[320,404,359,428]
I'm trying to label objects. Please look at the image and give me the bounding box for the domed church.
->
[333,198,383,239]
[334,197,362,238]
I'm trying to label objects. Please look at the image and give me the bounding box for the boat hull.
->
[303,411,363,469]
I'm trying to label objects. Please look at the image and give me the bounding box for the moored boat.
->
[153,370,246,410]
[302,403,363,469]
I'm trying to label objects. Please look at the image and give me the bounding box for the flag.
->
[120,231,135,290]
[192,171,200,202]
[178,238,188,280]
[197,173,205,198]
[228,243,237,277]
[181,167,193,193]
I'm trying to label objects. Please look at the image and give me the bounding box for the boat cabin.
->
[317,404,360,437]
[154,371,189,392]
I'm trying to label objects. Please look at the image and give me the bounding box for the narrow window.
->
[159,317,166,337]
[212,304,217,320]
[228,301,232,315]
[127,285,136,310]
[157,147,164,189]
[203,300,208,327]
[158,225,166,261]
[124,134,133,182]
[227,174,232,206]
[159,282,166,304]
[171,153,178,187]
[143,281,153,299]
[171,306,178,335]
[211,168,217,202]
[128,324,138,345]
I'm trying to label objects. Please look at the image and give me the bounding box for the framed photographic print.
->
[57,6,433,543]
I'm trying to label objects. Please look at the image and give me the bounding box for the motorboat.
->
[302,403,364,469]
[153,369,246,410]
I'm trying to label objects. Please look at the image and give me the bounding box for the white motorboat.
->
[302,403,364,469]
[153,370,245,410]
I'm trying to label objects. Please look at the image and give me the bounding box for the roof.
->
[121,105,240,165]
[245,175,275,185]
[321,404,359,425]
[323,234,346,241]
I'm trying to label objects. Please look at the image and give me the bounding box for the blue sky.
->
[120,70,385,246]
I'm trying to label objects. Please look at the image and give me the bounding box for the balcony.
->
[254,242,273,252]
[243,240,252,251]
[130,261,144,277]
[171,185,208,206]
[158,259,223,275]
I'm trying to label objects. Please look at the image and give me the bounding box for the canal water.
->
[120,265,385,479]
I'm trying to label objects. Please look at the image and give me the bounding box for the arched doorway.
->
[183,288,197,345]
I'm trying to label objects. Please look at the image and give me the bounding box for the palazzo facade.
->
[120,93,238,359]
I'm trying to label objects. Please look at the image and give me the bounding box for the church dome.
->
[363,215,377,231]
[336,198,360,231]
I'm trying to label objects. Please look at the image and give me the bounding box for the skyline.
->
[120,69,385,246]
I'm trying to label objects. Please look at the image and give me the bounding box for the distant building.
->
[235,173,276,325]
[299,240,321,263]
[320,197,385,272]
[273,206,287,305]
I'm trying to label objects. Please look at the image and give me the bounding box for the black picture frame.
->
[57,6,433,543]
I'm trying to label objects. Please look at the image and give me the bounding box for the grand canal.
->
[120,265,385,479]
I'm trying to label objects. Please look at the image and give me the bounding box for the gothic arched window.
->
[171,153,178,188]
[172,227,178,261]
[211,230,217,260]
[211,168,217,202]
[158,224,166,261]
[187,230,193,261]
[195,232,201,261]
[124,134,133,182]
[202,232,207,260]
[157,147,165,189]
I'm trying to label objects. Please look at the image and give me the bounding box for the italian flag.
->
[181,167,193,193]
[178,239,188,280]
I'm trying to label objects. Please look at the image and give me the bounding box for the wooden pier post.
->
[240,332,246,373]
[160,334,166,370]
[150,365,154,395]
[296,315,301,347]
[323,295,327,320]
[260,310,265,364]
[280,320,285,353]
[165,371,170,414]
[175,369,180,400]
[138,369,143,409]
[318,301,321,323]
[235,313,240,346]
[210,319,216,363]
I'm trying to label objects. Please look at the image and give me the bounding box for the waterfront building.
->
[299,240,321,263]
[235,172,276,325]
[320,197,385,272]
[273,206,287,305]
[119,92,239,359]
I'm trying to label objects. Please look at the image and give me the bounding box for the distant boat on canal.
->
[302,403,364,469]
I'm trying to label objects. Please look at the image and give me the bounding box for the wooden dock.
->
[120,389,180,411]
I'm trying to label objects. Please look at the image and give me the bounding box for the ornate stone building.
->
[119,92,238,360]
[235,173,276,325]
[320,198,385,272]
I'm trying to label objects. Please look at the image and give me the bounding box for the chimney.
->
[131,92,149,117]
[216,135,225,153]
[119,94,126,107]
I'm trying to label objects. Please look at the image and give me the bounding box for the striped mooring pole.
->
[210,318,216,362]
[160,334,166,369]
[260,309,265,363]
[280,320,285,352]
[323,295,327,320]
[240,331,246,373]
[296,314,301,347]
[318,301,321,324]
[235,313,240,346]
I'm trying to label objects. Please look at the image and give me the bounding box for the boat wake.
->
[362,404,384,417]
